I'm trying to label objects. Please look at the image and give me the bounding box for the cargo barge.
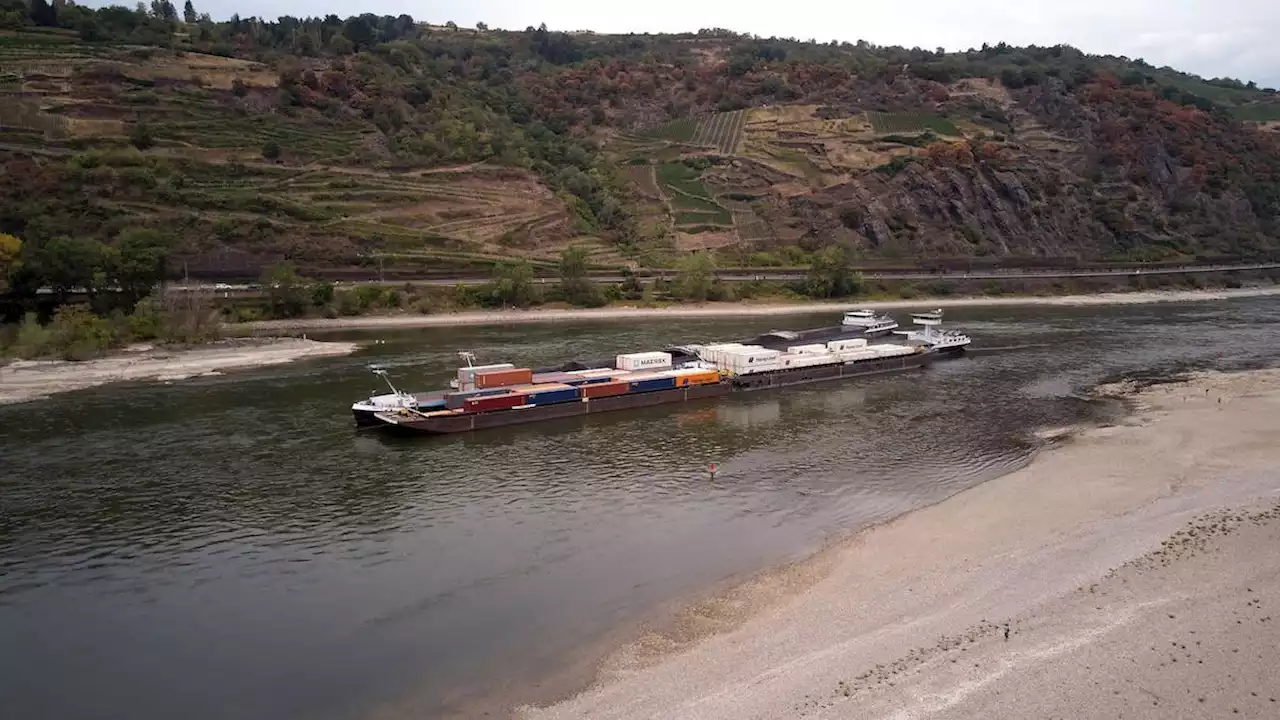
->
[356,335,938,435]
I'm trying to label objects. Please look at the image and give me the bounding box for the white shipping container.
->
[787,344,829,354]
[616,352,673,371]
[827,338,868,352]
[720,347,782,375]
[698,343,745,366]
[839,349,880,363]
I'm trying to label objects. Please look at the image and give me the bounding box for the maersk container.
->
[629,375,677,393]
[616,352,673,372]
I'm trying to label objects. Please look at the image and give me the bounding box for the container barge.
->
[355,334,939,435]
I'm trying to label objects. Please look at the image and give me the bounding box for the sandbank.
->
[0,337,360,405]
[520,368,1280,720]
[243,286,1280,332]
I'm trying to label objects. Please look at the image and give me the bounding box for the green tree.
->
[38,236,111,304]
[675,253,716,301]
[805,245,861,298]
[310,280,335,308]
[114,228,172,305]
[182,0,196,22]
[29,0,56,26]
[488,259,537,307]
[558,245,602,306]
[149,0,176,22]
[262,140,281,160]
[261,263,307,318]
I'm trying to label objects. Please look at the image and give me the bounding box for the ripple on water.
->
[3,299,1280,720]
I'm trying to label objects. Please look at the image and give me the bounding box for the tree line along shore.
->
[6,230,1280,362]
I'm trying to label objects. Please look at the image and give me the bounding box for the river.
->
[2,298,1279,719]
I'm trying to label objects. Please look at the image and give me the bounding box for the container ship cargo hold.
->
[356,337,936,435]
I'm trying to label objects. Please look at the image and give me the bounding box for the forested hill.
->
[2,1,1280,284]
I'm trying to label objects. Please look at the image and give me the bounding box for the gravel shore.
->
[0,337,360,405]
[519,369,1280,720]
[242,286,1280,332]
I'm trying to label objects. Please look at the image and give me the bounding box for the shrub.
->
[130,121,155,150]
[310,281,335,308]
[9,313,51,359]
[262,140,281,160]
[47,305,119,361]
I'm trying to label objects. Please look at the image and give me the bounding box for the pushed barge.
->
[357,336,936,435]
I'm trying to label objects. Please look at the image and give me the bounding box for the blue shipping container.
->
[630,376,676,393]
[526,387,580,405]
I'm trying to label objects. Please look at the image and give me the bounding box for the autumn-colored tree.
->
[0,233,20,291]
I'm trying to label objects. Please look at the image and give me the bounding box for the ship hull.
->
[366,352,931,435]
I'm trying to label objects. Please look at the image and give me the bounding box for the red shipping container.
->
[580,380,631,399]
[475,368,533,389]
[464,392,527,412]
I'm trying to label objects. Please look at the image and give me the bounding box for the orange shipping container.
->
[580,380,631,399]
[673,370,720,387]
[475,368,533,389]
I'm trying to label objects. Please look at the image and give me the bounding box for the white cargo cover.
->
[616,351,673,371]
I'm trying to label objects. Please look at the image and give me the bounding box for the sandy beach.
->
[243,286,1280,332]
[0,337,360,405]
[520,369,1280,720]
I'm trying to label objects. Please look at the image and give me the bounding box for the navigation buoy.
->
[709,462,718,478]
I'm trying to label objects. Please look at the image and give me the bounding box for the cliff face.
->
[753,77,1280,262]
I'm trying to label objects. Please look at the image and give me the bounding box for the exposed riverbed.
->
[2,299,1279,719]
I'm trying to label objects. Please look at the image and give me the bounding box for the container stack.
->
[456,363,515,390]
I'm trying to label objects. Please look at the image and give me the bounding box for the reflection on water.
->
[2,298,1279,719]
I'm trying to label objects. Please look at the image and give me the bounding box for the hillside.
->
[2,6,1280,279]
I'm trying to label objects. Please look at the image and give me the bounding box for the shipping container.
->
[827,338,868,352]
[616,352,673,371]
[787,344,829,354]
[445,387,512,409]
[566,368,618,378]
[463,392,527,412]
[629,375,677,393]
[531,371,578,384]
[580,380,631,399]
[457,363,514,389]
[475,368,534,389]
[670,369,720,387]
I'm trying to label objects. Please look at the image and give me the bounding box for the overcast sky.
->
[181,0,1280,88]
